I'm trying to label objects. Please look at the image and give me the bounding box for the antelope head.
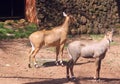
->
[105,29,114,42]
[62,12,76,25]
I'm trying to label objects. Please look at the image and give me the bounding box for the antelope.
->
[66,30,113,81]
[28,12,75,68]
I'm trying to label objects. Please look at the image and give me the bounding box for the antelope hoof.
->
[95,78,100,81]
[71,76,76,81]
[28,64,32,68]
[55,61,59,66]
[34,63,39,68]
[60,62,64,66]
[60,61,64,66]
[67,75,70,81]
[93,77,100,81]
[61,63,64,66]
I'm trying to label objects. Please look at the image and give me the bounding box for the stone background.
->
[36,0,120,34]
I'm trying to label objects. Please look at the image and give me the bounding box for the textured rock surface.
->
[36,0,120,34]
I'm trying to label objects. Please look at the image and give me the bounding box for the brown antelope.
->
[28,12,75,68]
[66,30,113,81]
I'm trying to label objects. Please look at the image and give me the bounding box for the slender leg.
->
[66,59,73,80]
[28,49,34,68]
[31,48,40,68]
[59,44,65,66]
[70,58,79,81]
[94,58,102,80]
[70,64,74,78]
[55,46,60,65]
[66,63,70,80]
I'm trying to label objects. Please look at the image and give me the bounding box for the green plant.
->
[0,23,37,39]
[0,28,14,39]
[90,34,104,40]
[14,23,37,38]
[0,22,4,28]
[110,41,119,46]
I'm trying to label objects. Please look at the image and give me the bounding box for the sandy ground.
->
[0,35,120,84]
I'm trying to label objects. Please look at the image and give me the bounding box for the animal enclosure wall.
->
[0,0,38,24]
[36,0,120,34]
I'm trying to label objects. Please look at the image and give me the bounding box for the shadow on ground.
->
[42,61,67,67]
[2,76,116,84]
[41,60,94,67]
[0,76,120,84]
[23,77,120,84]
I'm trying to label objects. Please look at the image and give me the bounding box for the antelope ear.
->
[63,12,67,17]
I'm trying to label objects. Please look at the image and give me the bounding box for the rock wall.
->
[36,0,120,34]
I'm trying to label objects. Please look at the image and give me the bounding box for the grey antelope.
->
[28,12,75,68]
[66,30,113,80]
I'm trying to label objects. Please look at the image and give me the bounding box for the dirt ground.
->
[0,35,120,84]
